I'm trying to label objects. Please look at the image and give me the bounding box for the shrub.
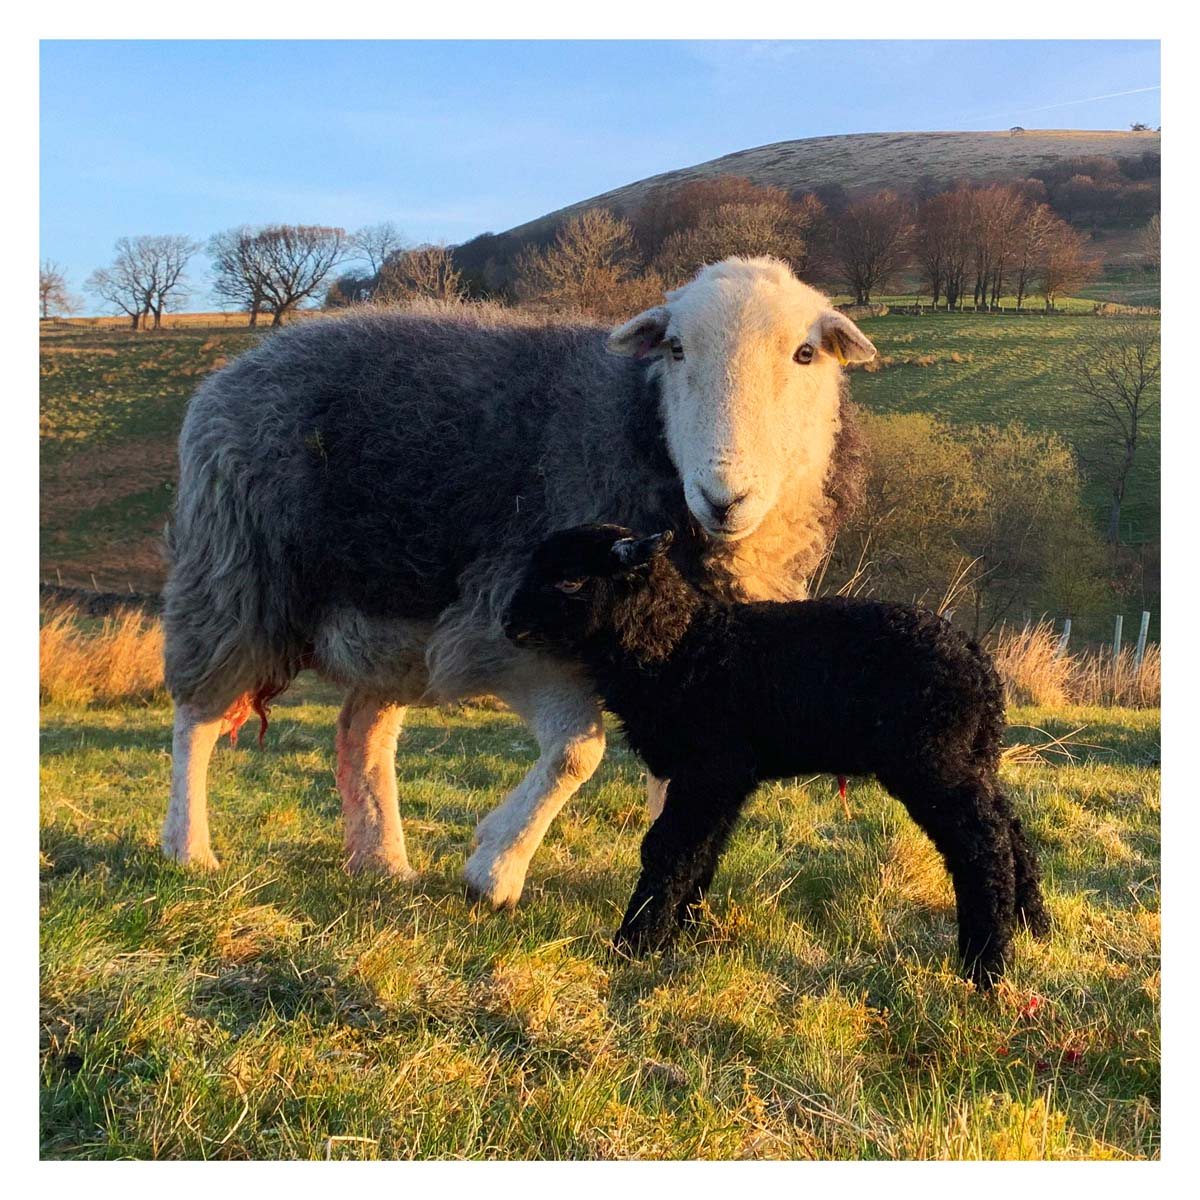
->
[822,413,1110,639]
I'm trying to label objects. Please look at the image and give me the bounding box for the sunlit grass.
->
[851,313,1160,543]
[40,690,1159,1159]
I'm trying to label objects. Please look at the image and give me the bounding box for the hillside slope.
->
[504,130,1160,241]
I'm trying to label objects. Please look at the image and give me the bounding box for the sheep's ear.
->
[808,311,877,365]
[608,307,671,358]
[611,530,674,569]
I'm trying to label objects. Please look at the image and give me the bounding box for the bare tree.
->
[832,190,913,305]
[211,225,348,326]
[210,227,269,326]
[1010,203,1057,311]
[143,235,200,329]
[1037,222,1099,311]
[1137,214,1161,272]
[654,194,825,287]
[254,225,348,325]
[375,245,464,303]
[970,184,1026,309]
[632,176,789,258]
[85,239,153,329]
[516,209,656,321]
[1070,323,1160,544]
[85,235,198,330]
[914,191,972,308]
[39,260,74,318]
[352,221,406,276]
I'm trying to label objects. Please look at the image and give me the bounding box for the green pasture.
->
[40,687,1159,1159]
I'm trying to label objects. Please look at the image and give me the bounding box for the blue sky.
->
[40,40,1160,310]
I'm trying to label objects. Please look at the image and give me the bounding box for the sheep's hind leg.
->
[464,669,606,909]
[337,692,418,880]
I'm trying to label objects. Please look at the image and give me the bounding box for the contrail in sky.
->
[964,85,1160,124]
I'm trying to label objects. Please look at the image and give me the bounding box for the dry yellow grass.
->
[40,602,164,706]
[1073,642,1161,707]
[993,621,1159,708]
[44,311,309,331]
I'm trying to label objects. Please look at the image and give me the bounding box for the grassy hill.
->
[503,129,1160,242]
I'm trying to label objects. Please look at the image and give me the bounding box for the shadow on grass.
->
[41,825,165,885]
[39,715,169,760]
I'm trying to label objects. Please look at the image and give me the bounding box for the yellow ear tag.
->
[834,345,849,367]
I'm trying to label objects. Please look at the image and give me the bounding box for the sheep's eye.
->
[554,579,584,594]
[667,336,684,362]
[794,343,816,365]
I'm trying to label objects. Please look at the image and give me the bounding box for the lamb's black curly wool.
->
[504,524,1050,987]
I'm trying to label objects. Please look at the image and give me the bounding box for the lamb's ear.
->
[607,307,671,358]
[611,530,674,569]
[807,311,877,365]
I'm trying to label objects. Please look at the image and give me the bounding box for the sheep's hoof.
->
[462,847,527,910]
[345,849,419,882]
[161,835,220,872]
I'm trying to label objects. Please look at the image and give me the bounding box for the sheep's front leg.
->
[464,668,605,909]
[615,764,754,955]
[161,701,229,870]
[336,692,417,879]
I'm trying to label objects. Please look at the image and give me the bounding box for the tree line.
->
[41,160,1160,327]
[39,222,465,328]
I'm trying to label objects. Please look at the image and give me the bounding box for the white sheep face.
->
[609,257,876,543]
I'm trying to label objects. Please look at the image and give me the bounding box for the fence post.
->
[1056,618,1072,658]
[1134,610,1151,673]
[1112,614,1124,661]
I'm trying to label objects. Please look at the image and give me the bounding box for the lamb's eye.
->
[667,336,684,362]
[554,579,584,594]
[794,343,816,365]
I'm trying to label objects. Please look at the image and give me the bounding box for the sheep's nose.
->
[700,486,749,526]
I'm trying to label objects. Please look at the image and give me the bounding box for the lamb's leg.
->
[336,692,417,879]
[882,769,1018,988]
[161,698,241,870]
[990,786,1051,939]
[464,668,605,909]
[615,764,754,955]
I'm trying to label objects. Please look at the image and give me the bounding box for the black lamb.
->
[502,524,1050,987]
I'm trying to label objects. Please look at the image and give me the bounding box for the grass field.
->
[850,312,1160,545]
[39,309,1160,594]
[40,323,262,591]
[39,679,1159,1161]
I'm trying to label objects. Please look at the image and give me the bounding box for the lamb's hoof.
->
[612,923,677,959]
[462,846,527,910]
[345,849,419,882]
[161,835,220,872]
[1019,905,1052,941]
[961,945,1009,993]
